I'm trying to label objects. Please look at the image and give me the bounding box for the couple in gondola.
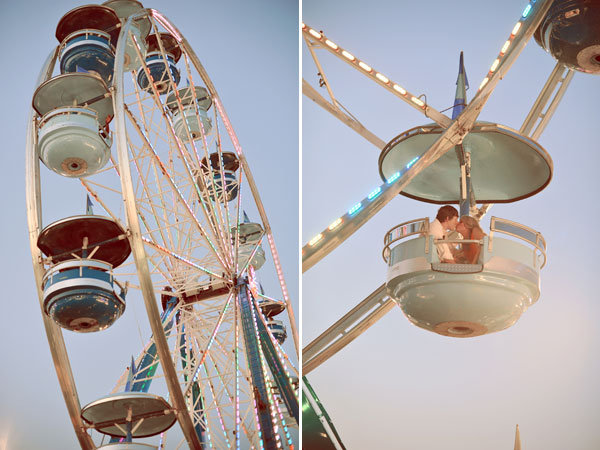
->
[430,205,485,264]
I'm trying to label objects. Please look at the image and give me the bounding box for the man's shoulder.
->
[429,219,444,238]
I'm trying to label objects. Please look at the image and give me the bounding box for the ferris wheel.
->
[26,1,298,449]
[302,0,599,447]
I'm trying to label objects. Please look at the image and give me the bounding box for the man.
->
[430,205,459,263]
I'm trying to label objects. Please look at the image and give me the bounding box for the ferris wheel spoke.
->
[458,0,553,131]
[131,152,179,269]
[123,105,230,272]
[178,310,255,448]
[182,293,235,396]
[303,79,386,149]
[80,179,123,225]
[302,25,452,128]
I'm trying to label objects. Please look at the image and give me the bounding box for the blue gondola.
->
[136,33,182,94]
[37,215,131,332]
[534,0,600,74]
[42,259,125,332]
[267,319,287,344]
[55,5,121,85]
[200,151,240,203]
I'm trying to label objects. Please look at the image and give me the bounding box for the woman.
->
[455,215,486,264]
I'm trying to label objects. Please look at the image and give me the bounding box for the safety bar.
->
[489,216,547,268]
[382,218,429,262]
[39,106,99,126]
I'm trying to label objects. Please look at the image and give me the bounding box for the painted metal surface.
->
[81,392,177,438]
[385,220,545,337]
[256,311,299,425]
[378,122,553,204]
[302,376,346,450]
[37,215,130,266]
[38,106,112,177]
[303,284,393,374]
[534,0,600,73]
[26,47,96,450]
[33,72,113,123]
[98,443,157,450]
[42,259,125,332]
[238,284,280,449]
[60,30,116,85]
[136,52,181,94]
[112,14,204,449]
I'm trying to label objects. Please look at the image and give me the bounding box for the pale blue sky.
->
[0,1,297,448]
[303,1,600,449]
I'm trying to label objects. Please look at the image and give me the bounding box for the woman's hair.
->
[460,215,485,235]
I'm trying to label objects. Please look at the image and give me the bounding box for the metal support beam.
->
[153,11,300,357]
[303,79,387,149]
[467,0,553,125]
[26,48,96,450]
[520,61,574,140]
[302,26,452,128]
[477,59,573,221]
[303,107,474,271]
[303,284,394,374]
[113,16,202,449]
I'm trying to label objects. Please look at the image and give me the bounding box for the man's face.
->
[445,215,458,231]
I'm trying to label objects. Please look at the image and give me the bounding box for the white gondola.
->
[166,86,213,141]
[38,106,112,177]
[233,215,266,270]
[33,73,114,177]
[383,217,546,337]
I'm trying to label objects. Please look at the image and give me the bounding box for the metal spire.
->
[514,424,522,450]
[452,51,469,119]
[452,52,475,216]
